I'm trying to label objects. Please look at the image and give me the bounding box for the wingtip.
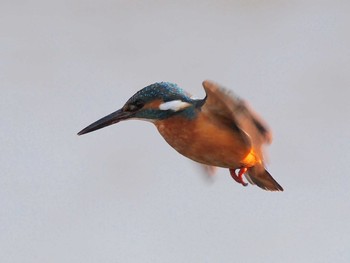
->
[202,79,210,85]
[202,79,217,89]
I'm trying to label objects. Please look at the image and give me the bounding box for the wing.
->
[201,80,272,162]
[201,80,282,191]
[201,80,251,149]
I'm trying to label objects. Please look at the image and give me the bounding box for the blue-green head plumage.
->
[123,82,204,120]
[126,82,191,105]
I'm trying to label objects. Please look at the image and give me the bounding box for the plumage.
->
[78,80,283,191]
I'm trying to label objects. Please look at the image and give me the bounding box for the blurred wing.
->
[201,80,272,162]
[201,80,251,148]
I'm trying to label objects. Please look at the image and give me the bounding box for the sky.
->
[1,0,350,262]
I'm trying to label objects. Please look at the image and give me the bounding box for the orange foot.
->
[229,168,248,187]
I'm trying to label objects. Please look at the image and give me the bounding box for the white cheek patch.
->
[159,100,191,112]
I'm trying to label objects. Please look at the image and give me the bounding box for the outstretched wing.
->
[200,80,252,149]
[201,80,272,162]
[201,80,281,191]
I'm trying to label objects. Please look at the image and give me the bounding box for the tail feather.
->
[245,165,283,191]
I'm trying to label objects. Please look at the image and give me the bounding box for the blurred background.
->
[1,0,349,262]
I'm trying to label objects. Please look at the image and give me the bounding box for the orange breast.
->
[155,113,255,168]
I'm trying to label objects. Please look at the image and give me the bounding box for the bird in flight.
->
[78,80,283,191]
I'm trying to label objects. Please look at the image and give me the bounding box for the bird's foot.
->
[229,168,248,187]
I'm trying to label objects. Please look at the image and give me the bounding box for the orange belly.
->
[155,114,255,168]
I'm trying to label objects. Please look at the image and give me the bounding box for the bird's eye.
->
[125,100,144,112]
[134,100,144,108]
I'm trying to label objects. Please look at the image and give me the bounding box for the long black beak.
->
[77,108,133,135]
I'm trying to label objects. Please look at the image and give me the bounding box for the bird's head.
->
[78,82,204,135]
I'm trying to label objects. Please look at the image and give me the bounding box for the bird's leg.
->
[229,168,248,187]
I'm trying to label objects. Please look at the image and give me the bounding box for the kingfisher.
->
[78,80,283,191]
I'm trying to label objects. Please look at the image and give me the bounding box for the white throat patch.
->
[159,100,191,112]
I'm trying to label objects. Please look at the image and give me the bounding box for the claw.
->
[229,168,248,187]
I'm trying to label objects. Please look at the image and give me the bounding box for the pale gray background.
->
[1,0,349,262]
